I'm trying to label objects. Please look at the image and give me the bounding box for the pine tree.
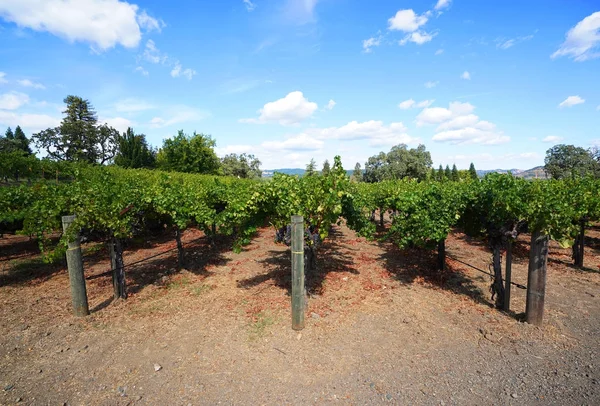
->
[13,126,32,155]
[451,164,459,181]
[444,165,451,180]
[469,162,478,180]
[322,159,331,176]
[5,127,14,140]
[353,162,362,182]
[305,159,317,176]
[437,164,444,181]
[430,167,436,180]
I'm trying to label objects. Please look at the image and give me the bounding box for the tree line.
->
[0,95,262,181]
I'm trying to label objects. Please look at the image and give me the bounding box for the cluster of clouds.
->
[138,39,196,80]
[552,11,600,62]
[363,0,451,52]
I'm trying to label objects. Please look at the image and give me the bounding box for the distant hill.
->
[263,166,549,179]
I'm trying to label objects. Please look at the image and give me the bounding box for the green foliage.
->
[451,164,459,181]
[363,144,432,182]
[444,165,451,180]
[33,95,118,164]
[114,128,156,169]
[322,159,331,176]
[220,153,261,179]
[305,159,317,177]
[352,162,362,182]
[156,130,220,174]
[469,162,478,180]
[544,144,597,179]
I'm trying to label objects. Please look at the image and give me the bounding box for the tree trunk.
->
[526,231,549,326]
[503,240,512,311]
[110,236,127,299]
[490,241,504,309]
[572,220,585,268]
[437,239,446,272]
[379,209,384,227]
[175,227,185,270]
[369,210,376,222]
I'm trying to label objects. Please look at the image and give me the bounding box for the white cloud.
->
[142,39,165,64]
[543,135,564,143]
[243,0,256,12]
[142,40,195,80]
[262,133,324,151]
[399,99,434,109]
[363,35,382,53]
[0,0,161,50]
[313,120,416,147]
[388,9,428,32]
[552,12,600,61]
[114,98,155,112]
[215,144,255,157]
[0,91,29,110]
[0,110,60,132]
[424,81,439,88]
[435,49,444,55]
[399,31,435,45]
[0,72,7,84]
[496,34,534,50]
[100,116,132,133]
[325,99,336,110]
[240,91,318,126]
[434,0,451,11]
[170,62,196,80]
[16,79,45,89]
[134,66,149,76]
[558,95,585,108]
[417,101,508,145]
[461,71,471,80]
[149,106,210,128]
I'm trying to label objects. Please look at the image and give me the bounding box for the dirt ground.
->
[1,219,599,405]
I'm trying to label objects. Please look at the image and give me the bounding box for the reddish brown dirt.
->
[1,222,599,405]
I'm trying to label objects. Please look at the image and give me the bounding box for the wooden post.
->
[109,235,127,299]
[437,239,446,271]
[491,242,504,308]
[291,215,305,330]
[573,220,585,268]
[503,240,512,311]
[61,215,89,316]
[379,209,384,227]
[175,227,185,269]
[526,231,549,326]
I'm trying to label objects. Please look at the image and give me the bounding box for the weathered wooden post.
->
[291,215,305,330]
[437,239,446,272]
[175,227,185,270]
[503,240,513,311]
[109,235,127,299]
[573,220,585,268]
[526,231,549,326]
[62,215,89,316]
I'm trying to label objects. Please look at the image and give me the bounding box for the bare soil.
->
[1,221,599,405]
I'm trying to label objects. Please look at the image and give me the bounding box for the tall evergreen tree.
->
[5,127,14,139]
[322,159,331,176]
[444,165,452,179]
[437,165,444,181]
[430,167,436,180]
[115,127,156,168]
[13,126,32,155]
[468,162,478,180]
[353,162,362,182]
[451,164,459,181]
[305,159,317,176]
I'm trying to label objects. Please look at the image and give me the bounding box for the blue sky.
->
[0,0,599,170]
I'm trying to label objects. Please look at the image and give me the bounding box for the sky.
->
[0,0,599,170]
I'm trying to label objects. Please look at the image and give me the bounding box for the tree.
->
[444,165,451,180]
[353,162,362,182]
[451,164,459,181]
[33,95,118,164]
[305,159,317,177]
[437,165,444,181]
[156,130,220,174]
[322,159,331,176]
[114,127,156,169]
[221,153,262,179]
[5,127,14,140]
[363,144,432,182]
[545,144,597,179]
[469,162,478,180]
[430,167,436,180]
[13,126,32,155]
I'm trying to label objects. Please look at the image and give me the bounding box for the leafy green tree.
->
[363,144,432,182]
[322,159,331,176]
[353,162,362,182]
[156,130,220,174]
[544,144,597,179]
[33,95,118,164]
[114,128,156,169]
[469,162,478,180]
[305,159,317,177]
[451,164,459,181]
[221,153,262,179]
